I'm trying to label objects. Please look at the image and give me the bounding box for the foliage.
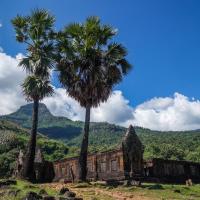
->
[11,8,56,78]
[22,75,54,101]
[56,16,132,108]
[0,120,69,178]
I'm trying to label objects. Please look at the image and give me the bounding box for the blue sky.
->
[0,0,200,107]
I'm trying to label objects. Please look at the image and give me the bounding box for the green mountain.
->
[0,120,69,177]
[1,103,200,163]
[1,103,83,139]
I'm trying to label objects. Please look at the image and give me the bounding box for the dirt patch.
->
[41,183,155,200]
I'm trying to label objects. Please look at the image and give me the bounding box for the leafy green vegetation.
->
[0,120,69,178]
[67,124,200,163]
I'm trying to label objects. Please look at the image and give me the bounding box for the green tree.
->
[11,9,55,181]
[56,16,132,181]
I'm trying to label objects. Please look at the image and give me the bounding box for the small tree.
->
[56,16,132,181]
[12,9,55,181]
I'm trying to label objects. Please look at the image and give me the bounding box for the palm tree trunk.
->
[22,99,39,181]
[78,104,91,181]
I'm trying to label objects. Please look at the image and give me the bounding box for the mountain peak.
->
[12,103,52,118]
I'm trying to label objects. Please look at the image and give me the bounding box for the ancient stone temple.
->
[14,125,200,183]
[53,125,144,182]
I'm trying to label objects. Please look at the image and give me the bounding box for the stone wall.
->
[53,125,144,182]
[144,158,200,183]
[53,149,125,182]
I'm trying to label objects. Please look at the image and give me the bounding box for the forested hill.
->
[1,103,200,162]
[0,120,69,177]
[1,103,83,139]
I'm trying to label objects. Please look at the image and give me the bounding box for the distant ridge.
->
[1,103,200,162]
[1,103,83,139]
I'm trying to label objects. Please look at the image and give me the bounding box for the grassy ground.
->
[1,180,200,200]
[43,181,200,200]
[0,179,58,200]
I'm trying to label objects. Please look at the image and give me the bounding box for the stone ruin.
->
[14,148,54,183]
[14,125,200,184]
[53,125,144,182]
[122,125,144,179]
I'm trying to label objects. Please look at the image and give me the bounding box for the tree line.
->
[11,9,132,182]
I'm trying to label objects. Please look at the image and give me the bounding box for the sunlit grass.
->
[1,179,200,200]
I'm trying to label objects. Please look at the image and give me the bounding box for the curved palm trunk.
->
[22,99,39,181]
[78,104,91,181]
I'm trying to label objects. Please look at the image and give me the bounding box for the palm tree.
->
[11,9,55,180]
[22,75,53,180]
[11,9,55,78]
[56,16,132,181]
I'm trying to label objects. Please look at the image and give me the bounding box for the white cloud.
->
[130,93,200,131]
[43,88,85,121]
[43,89,200,131]
[43,90,133,124]
[0,51,26,114]
[0,23,2,28]
[1,51,200,131]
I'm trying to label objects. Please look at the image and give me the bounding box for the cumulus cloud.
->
[1,51,200,131]
[43,90,133,124]
[0,51,26,114]
[43,89,200,131]
[43,88,85,121]
[131,93,200,131]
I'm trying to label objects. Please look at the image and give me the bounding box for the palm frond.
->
[22,75,54,101]
[56,16,132,108]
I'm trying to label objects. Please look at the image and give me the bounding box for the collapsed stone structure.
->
[15,125,200,183]
[14,148,54,182]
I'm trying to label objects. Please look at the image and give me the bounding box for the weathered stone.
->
[0,191,7,196]
[186,179,193,186]
[123,180,131,186]
[122,125,143,179]
[63,191,76,198]
[14,149,54,183]
[38,189,48,196]
[8,189,21,196]
[23,191,42,200]
[59,187,69,195]
[130,180,141,186]
[58,198,74,200]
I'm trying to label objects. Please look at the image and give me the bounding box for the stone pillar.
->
[122,125,143,179]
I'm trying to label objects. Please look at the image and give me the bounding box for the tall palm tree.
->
[12,9,55,78]
[22,75,53,180]
[56,16,132,181]
[12,9,55,180]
